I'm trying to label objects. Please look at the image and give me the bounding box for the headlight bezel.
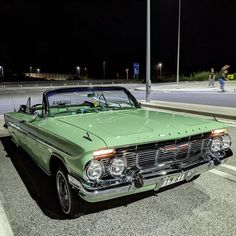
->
[221,134,231,149]
[210,137,222,153]
[85,160,104,182]
[108,157,127,178]
[210,134,232,153]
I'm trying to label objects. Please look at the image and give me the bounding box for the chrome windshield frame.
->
[42,86,141,117]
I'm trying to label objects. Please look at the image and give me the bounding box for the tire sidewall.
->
[56,168,73,215]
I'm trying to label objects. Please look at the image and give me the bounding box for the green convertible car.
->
[4,86,233,218]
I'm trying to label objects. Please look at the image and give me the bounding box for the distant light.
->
[158,63,162,68]
[76,66,80,70]
[36,68,40,73]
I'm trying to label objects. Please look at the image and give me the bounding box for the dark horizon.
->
[1,0,236,78]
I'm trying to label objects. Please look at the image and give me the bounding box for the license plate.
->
[161,173,185,187]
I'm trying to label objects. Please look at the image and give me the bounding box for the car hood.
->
[56,109,226,147]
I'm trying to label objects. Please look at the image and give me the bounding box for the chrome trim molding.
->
[7,121,72,156]
[68,156,231,202]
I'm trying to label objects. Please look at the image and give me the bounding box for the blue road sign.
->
[133,63,139,75]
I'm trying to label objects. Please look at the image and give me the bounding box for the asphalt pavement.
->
[0,115,236,236]
[135,80,236,93]
[0,81,236,235]
[137,81,236,120]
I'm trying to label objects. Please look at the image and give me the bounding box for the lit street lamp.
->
[0,66,4,77]
[36,68,40,73]
[158,63,162,80]
[103,61,106,80]
[76,66,80,78]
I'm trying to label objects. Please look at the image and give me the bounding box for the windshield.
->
[45,87,138,116]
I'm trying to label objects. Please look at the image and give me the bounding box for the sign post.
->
[125,68,129,80]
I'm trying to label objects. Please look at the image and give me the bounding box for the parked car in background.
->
[4,86,233,218]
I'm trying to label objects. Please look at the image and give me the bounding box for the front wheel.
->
[56,167,86,218]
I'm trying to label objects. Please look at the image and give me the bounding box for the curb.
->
[0,116,9,137]
[141,103,236,121]
[0,192,14,236]
[135,87,235,93]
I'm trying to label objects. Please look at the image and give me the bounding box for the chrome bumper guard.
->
[68,156,231,203]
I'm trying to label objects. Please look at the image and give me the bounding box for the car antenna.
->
[11,96,16,112]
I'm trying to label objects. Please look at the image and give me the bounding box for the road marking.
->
[218,118,236,127]
[0,193,14,236]
[226,123,236,128]
[221,164,236,172]
[209,169,236,182]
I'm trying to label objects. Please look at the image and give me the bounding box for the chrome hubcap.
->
[56,172,71,214]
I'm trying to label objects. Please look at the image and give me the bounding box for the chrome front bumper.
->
[68,156,231,203]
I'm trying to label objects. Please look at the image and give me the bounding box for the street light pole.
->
[103,61,106,80]
[76,66,80,79]
[0,66,4,77]
[176,0,181,85]
[158,63,162,81]
[146,0,151,102]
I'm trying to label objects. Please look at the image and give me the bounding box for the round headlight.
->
[109,158,127,177]
[86,160,104,181]
[221,135,231,149]
[210,138,221,152]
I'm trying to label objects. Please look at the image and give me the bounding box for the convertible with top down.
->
[4,86,233,218]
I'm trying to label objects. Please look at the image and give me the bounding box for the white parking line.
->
[209,169,236,182]
[219,119,236,127]
[221,164,236,172]
[0,196,14,236]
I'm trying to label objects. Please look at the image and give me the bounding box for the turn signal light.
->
[211,129,227,137]
[93,148,115,160]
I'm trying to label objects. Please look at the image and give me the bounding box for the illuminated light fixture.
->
[211,129,227,137]
[93,148,115,160]
[86,160,104,181]
[108,158,127,177]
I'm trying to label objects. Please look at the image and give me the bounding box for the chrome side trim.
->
[7,121,72,157]
[8,122,28,134]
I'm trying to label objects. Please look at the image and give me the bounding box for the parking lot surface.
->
[0,126,235,236]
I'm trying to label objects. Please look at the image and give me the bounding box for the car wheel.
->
[56,167,85,218]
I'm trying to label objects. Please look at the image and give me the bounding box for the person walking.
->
[219,65,230,92]
[208,68,216,87]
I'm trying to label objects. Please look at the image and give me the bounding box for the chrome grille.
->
[115,133,211,170]
[137,150,156,168]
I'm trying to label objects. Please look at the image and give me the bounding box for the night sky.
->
[1,0,236,78]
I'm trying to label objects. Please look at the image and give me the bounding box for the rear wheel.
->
[56,166,86,218]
